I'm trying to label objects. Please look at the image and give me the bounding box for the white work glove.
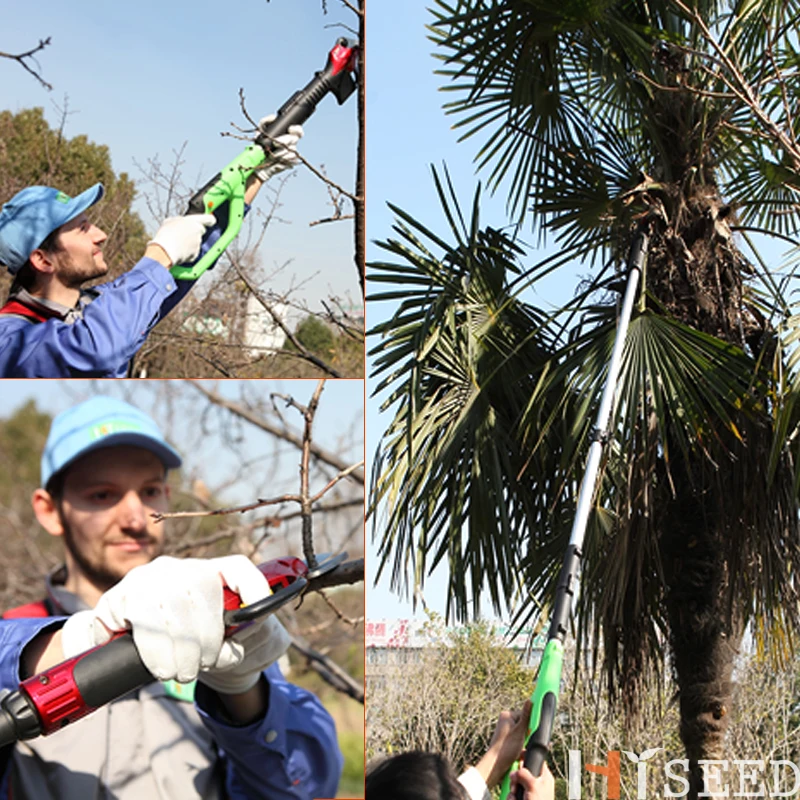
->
[255,114,304,182]
[198,613,291,695]
[148,213,216,266]
[60,555,272,684]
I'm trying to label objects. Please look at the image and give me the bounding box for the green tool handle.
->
[170,145,263,281]
[499,640,564,800]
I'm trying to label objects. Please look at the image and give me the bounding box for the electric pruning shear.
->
[0,552,347,747]
[170,37,359,282]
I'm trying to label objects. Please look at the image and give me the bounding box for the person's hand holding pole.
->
[253,115,304,183]
[145,214,217,268]
[474,700,532,789]
[510,763,556,800]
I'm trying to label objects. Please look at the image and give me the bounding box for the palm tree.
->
[369,1,800,795]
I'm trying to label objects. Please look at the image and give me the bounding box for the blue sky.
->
[366,0,517,622]
[0,1,360,310]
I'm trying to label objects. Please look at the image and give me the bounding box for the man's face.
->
[55,446,170,592]
[46,212,108,287]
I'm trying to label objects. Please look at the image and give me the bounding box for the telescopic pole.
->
[499,228,649,799]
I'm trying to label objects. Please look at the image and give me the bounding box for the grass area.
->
[324,693,364,798]
[338,730,365,798]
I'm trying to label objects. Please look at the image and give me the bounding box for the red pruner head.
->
[326,38,359,104]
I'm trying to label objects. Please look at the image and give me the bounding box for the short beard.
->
[57,506,162,594]
[53,250,106,289]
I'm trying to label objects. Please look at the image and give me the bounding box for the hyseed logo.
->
[54,191,71,204]
[568,749,800,797]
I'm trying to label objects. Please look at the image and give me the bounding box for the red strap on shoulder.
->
[0,299,55,323]
[2,600,50,619]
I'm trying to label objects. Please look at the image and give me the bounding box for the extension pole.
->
[500,228,649,799]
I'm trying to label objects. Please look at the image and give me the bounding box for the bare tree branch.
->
[310,213,355,227]
[318,588,362,625]
[297,381,326,569]
[307,558,364,590]
[0,37,53,90]
[186,382,365,483]
[152,459,364,521]
[252,129,359,203]
[338,0,363,15]
[291,634,364,703]
[230,259,343,377]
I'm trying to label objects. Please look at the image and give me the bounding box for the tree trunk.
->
[659,456,743,799]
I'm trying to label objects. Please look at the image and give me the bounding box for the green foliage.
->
[0,400,63,609]
[369,0,800,779]
[369,169,567,622]
[286,315,336,359]
[0,399,51,506]
[0,107,149,285]
[275,314,364,377]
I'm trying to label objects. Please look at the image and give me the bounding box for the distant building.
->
[243,294,289,355]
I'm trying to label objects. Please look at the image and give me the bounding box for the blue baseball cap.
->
[42,396,182,489]
[0,183,105,275]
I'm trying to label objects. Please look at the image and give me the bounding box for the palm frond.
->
[369,167,562,620]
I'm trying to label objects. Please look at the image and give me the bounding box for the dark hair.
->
[45,469,66,501]
[366,752,468,800]
[14,227,64,293]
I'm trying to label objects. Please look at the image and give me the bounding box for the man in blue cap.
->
[0,396,343,799]
[0,121,302,378]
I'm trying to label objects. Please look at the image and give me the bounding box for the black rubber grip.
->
[255,77,331,148]
[72,635,152,708]
[0,691,39,745]
[515,692,556,799]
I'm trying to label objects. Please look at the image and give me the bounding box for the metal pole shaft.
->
[567,231,648,553]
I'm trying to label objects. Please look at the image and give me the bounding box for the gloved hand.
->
[60,555,271,684]
[255,114,304,182]
[198,613,291,695]
[147,214,216,266]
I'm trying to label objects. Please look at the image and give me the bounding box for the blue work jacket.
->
[0,258,191,377]
[0,208,243,378]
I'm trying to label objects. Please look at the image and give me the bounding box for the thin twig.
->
[230,261,343,377]
[237,87,259,129]
[152,493,299,521]
[309,213,355,227]
[257,130,360,202]
[338,0,363,15]
[0,37,52,90]
[300,381,326,570]
[151,460,363,522]
[309,460,364,503]
[318,589,362,626]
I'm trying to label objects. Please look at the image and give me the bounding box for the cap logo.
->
[54,191,71,204]
[89,419,145,440]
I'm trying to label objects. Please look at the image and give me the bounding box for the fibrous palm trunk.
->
[659,463,743,796]
[644,126,758,794]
